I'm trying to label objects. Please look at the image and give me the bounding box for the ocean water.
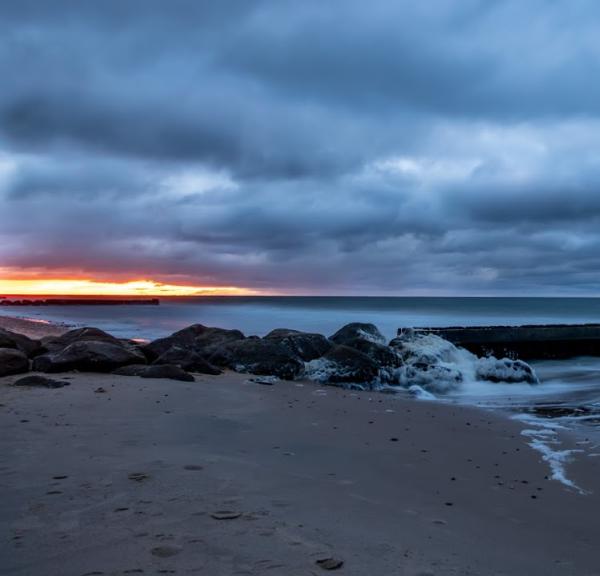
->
[5,296,600,341]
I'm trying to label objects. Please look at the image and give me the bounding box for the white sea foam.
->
[513,414,587,494]
[407,385,437,401]
[305,330,539,396]
[389,331,538,394]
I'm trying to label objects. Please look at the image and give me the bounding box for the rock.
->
[193,326,245,354]
[304,344,380,387]
[389,331,467,393]
[0,328,42,357]
[142,324,244,360]
[141,364,195,382]
[113,363,195,381]
[112,364,147,376]
[41,327,121,354]
[32,340,146,373]
[330,322,385,345]
[475,356,538,384]
[396,362,464,393]
[208,338,303,380]
[247,376,278,385]
[264,328,302,339]
[341,337,402,368]
[264,329,333,361]
[0,348,29,377]
[12,375,68,388]
[153,345,221,375]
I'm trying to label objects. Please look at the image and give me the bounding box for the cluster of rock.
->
[0,322,538,393]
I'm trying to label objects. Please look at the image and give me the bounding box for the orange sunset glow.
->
[0,278,258,297]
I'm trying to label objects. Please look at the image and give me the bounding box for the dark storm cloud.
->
[2,0,600,294]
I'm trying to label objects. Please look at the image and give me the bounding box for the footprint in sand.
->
[128,472,150,482]
[151,545,182,558]
[316,557,344,570]
[210,511,242,520]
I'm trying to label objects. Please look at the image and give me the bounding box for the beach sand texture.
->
[0,315,68,339]
[1,368,599,576]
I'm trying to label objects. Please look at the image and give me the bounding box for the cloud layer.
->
[2,0,600,294]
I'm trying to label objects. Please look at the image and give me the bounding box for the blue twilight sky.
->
[1,1,600,295]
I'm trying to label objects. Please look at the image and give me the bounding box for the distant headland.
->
[0,298,160,306]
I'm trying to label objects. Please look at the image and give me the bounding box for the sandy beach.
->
[1,363,599,576]
[0,314,69,339]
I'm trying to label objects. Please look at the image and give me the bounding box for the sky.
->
[1,1,600,296]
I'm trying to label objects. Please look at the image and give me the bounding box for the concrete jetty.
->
[404,324,600,360]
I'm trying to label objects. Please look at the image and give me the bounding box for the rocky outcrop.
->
[330,323,386,346]
[153,346,221,375]
[33,340,146,373]
[0,348,29,377]
[304,344,380,387]
[41,327,121,354]
[0,328,41,357]
[113,363,195,382]
[341,337,402,369]
[264,329,333,361]
[0,320,541,396]
[143,324,245,361]
[475,357,538,384]
[208,338,303,380]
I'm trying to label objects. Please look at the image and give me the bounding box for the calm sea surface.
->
[4,296,600,341]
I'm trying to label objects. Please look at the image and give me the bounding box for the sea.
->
[3,296,600,489]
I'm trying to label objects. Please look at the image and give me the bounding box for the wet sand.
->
[0,314,69,339]
[1,370,599,576]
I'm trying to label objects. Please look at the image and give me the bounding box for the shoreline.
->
[0,313,70,339]
[1,314,600,572]
[1,370,599,575]
[1,311,597,493]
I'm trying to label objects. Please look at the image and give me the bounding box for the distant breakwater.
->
[411,324,600,360]
[0,298,160,306]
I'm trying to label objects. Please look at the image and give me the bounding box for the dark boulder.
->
[112,364,147,376]
[304,344,380,387]
[141,364,195,382]
[330,323,386,346]
[33,340,146,373]
[113,363,194,382]
[0,348,29,377]
[143,324,244,361]
[12,375,69,388]
[341,337,402,368]
[264,329,333,361]
[41,327,120,354]
[208,338,303,380]
[264,328,301,339]
[0,328,42,357]
[193,326,245,354]
[153,346,221,375]
[475,357,538,385]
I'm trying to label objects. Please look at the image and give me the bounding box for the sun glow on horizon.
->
[0,278,259,297]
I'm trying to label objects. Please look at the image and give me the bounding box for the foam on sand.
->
[513,414,587,494]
